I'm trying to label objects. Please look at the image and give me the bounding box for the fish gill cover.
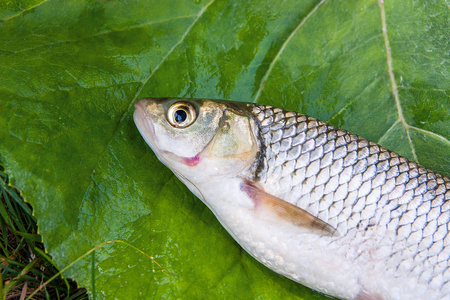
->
[0,0,449,298]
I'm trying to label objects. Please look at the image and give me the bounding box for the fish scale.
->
[134,98,450,299]
[252,104,450,293]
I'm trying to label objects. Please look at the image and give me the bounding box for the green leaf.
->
[0,0,448,299]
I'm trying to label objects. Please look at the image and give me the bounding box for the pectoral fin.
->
[240,180,339,237]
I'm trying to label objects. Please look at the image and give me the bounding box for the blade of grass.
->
[1,168,87,299]
[0,195,14,229]
[32,247,71,296]
[91,251,95,300]
[15,232,41,243]
[0,269,4,300]
[27,239,171,299]
[19,281,27,300]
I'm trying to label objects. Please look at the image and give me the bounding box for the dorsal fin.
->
[240,179,339,237]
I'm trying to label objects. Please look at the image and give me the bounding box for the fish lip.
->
[133,99,158,152]
[134,99,196,164]
[134,99,145,112]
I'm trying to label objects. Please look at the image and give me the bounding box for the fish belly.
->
[247,105,450,299]
[199,178,441,300]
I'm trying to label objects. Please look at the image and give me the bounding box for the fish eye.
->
[167,102,197,128]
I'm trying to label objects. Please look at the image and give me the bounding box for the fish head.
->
[134,98,259,185]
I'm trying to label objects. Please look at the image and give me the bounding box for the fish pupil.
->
[174,109,187,123]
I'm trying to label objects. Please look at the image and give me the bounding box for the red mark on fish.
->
[183,154,200,166]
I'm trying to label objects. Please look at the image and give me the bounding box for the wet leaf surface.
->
[0,0,448,298]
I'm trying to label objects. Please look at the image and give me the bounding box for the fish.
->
[133,98,450,300]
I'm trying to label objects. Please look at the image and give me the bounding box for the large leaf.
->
[0,0,449,298]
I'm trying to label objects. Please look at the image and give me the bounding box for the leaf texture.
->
[0,0,448,299]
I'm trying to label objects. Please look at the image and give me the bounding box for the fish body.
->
[133,98,450,300]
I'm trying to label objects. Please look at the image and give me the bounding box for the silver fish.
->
[133,98,450,300]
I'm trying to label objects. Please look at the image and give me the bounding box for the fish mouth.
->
[133,99,205,201]
[134,99,190,167]
[133,100,158,152]
[134,99,175,169]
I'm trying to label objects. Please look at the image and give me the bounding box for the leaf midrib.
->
[79,0,218,231]
[251,0,449,161]
[252,0,327,104]
[377,0,418,161]
[0,0,50,22]
[0,14,197,54]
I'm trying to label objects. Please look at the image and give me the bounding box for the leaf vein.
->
[378,0,418,161]
[252,0,327,103]
[239,249,258,299]
[327,75,384,123]
[377,119,400,144]
[398,85,448,93]
[2,14,197,54]
[1,0,50,22]
[409,126,450,145]
[77,0,216,220]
